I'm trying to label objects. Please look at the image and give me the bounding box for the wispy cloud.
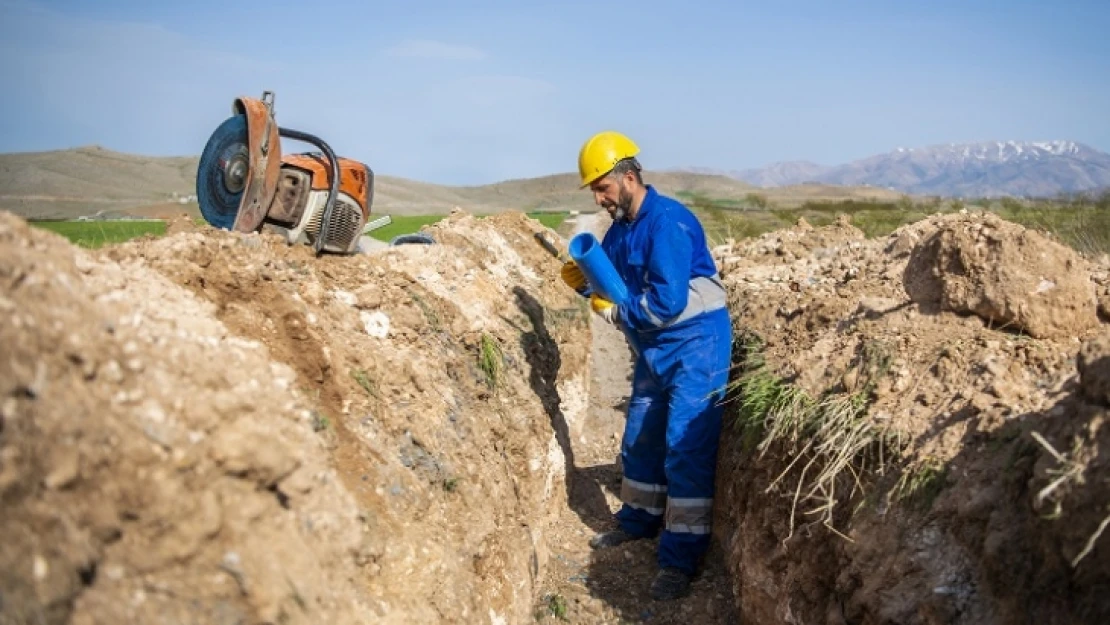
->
[0,1,299,160]
[383,39,487,61]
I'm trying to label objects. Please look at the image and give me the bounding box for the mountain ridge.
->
[687,140,1110,198]
[0,145,903,220]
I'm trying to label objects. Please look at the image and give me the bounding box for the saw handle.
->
[278,127,341,256]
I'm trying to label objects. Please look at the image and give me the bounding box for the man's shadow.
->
[512,286,615,530]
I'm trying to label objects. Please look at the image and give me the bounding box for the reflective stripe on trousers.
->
[617,484,714,535]
[620,477,667,516]
[666,497,713,535]
[614,306,732,575]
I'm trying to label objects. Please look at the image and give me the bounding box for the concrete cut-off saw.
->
[196,90,389,255]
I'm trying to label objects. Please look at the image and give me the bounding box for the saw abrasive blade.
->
[196,113,250,230]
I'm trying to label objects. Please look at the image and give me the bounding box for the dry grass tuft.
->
[724,331,904,541]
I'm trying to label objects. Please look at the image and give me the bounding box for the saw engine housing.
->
[196,91,375,255]
[270,155,372,253]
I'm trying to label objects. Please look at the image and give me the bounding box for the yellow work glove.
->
[590,293,618,324]
[560,260,587,292]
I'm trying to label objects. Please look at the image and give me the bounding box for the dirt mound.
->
[710,212,1110,624]
[162,212,203,236]
[0,215,369,624]
[1,209,590,624]
[903,212,1099,339]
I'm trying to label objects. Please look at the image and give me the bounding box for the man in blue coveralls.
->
[561,130,733,601]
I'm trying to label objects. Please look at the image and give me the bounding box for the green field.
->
[683,192,1110,257]
[35,198,1107,258]
[366,215,445,242]
[30,220,166,248]
[28,211,570,248]
[366,211,568,242]
[524,212,568,231]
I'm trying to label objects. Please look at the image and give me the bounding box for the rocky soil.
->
[1,209,594,624]
[4,204,1109,625]
[711,211,1110,624]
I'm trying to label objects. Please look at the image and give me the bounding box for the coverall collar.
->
[626,184,659,224]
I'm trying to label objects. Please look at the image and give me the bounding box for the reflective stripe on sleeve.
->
[638,275,728,329]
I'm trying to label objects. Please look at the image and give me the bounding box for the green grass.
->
[30,220,166,248]
[892,456,946,509]
[682,195,934,245]
[27,210,566,248]
[366,215,445,242]
[477,332,504,390]
[526,212,568,230]
[683,191,1110,256]
[410,291,443,330]
[366,211,567,242]
[311,410,332,433]
[545,594,569,621]
[724,330,903,540]
[993,202,1110,258]
[350,368,379,398]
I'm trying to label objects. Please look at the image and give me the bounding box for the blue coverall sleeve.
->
[621,217,692,331]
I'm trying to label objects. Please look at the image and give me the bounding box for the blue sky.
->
[1,0,1108,185]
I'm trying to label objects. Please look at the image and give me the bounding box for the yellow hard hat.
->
[577,131,640,188]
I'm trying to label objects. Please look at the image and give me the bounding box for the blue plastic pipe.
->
[568,232,630,305]
[568,232,642,355]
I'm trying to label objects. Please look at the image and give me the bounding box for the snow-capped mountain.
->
[703,141,1110,198]
[720,160,829,188]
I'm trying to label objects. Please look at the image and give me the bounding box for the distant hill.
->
[691,140,1110,198]
[0,145,905,220]
[685,161,829,188]
[0,145,199,219]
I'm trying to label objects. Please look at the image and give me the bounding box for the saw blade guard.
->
[196,93,282,233]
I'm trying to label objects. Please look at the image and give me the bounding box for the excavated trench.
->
[0,207,741,625]
[3,206,1109,625]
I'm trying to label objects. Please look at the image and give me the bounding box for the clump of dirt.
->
[163,212,202,236]
[903,212,1099,339]
[710,211,1109,624]
[1,208,591,624]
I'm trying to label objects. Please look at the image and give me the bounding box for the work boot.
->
[649,567,692,601]
[588,528,641,549]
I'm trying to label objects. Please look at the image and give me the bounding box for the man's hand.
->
[561,260,587,292]
[590,294,619,324]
